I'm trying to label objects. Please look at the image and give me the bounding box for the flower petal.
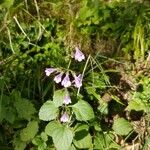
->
[60,112,69,122]
[63,94,71,105]
[74,47,85,62]
[45,68,56,76]
[54,72,63,83]
[74,74,83,88]
[61,73,71,87]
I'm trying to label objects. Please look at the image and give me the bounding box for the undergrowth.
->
[0,0,150,150]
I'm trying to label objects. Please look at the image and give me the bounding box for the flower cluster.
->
[45,47,85,123]
[45,47,84,88]
[45,68,83,88]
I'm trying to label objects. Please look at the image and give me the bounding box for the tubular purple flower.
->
[63,94,71,105]
[60,112,69,122]
[61,73,71,88]
[74,74,83,88]
[45,68,56,76]
[54,72,63,83]
[74,47,85,62]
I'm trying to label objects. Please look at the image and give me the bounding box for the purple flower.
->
[74,74,83,88]
[61,73,71,88]
[74,47,85,62]
[45,68,56,76]
[63,94,71,105]
[60,112,69,122]
[54,72,63,83]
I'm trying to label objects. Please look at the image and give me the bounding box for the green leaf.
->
[47,123,73,150]
[73,124,92,149]
[41,132,48,142]
[4,107,16,123]
[53,89,66,107]
[14,98,36,121]
[94,132,120,150]
[0,94,14,123]
[127,78,150,113]
[127,98,150,112]
[98,102,109,115]
[94,133,109,149]
[45,121,62,136]
[72,100,94,121]
[143,136,150,150]
[39,101,59,121]
[69,144,77,150]
[112,118,133,136]
[85,87,100,100]
[53,126,73,150]
[20,121,39,142]
[0,0,14,8]
[32,136,47,150]
[13,136,26,150]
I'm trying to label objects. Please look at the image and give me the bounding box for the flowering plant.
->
[39,47,95,150]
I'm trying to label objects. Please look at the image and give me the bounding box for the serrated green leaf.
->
[52,125,73,150]
[112,118,133,136]
[53,89,66,107]
[39,101,59,121]
[46,123,73,150]
[72,100,94,121]
[45,121,62,136]
[73,124,92,149]
[20,121,39,142]
[14,98,36,121]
